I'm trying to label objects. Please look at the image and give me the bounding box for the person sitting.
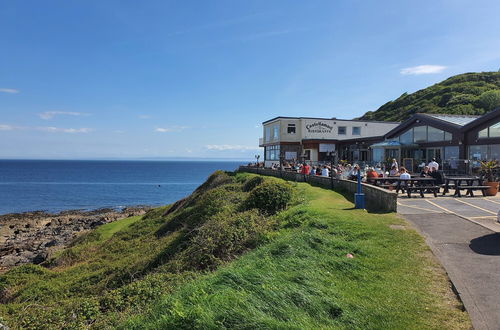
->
[399,167,411,179]
[389,165,399,176]
[366,167,379,182]
[321,165,329,177]
[309,166,316,175]
[420,166,431,177]
[316,166,322,176]
[348,164,360,181]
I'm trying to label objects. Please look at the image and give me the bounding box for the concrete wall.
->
[238,166,397,213]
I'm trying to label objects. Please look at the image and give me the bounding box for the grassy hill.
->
[0,171,469,329]
[359,72,500,122]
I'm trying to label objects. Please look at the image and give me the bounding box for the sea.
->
[0,160,246,215]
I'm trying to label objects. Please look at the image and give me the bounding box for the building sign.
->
[305,121,333,133]
[319,144,335,152]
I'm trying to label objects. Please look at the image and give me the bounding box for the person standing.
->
[428,158,439,172]
[391,158,399,170]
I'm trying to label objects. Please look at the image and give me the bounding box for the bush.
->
[242,176,264,192]
[180,210,270,270]
[246,180,294,214]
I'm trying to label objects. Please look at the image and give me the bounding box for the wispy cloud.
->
[37,127,93,133]
[39,111,89,120]
[0,88,20,94]
[206,144,259,151]
[0,124,16,130]
[400,65,446,75]
[155,126,188,133]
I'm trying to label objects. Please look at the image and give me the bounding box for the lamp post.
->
[254,154,260,166]
[327,150,337,189]
[354,170,365,209]
[279,151,285,178]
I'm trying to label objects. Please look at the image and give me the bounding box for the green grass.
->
[0,172,470,329]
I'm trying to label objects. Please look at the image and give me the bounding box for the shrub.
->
[242,176,264,192]
[180,210,270,270]
[246,180,294,214]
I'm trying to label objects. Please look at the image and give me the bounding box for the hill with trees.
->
[359,72,500,122]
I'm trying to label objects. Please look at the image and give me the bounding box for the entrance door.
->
[426,148,442,163]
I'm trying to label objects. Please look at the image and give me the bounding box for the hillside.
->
[0,171,469,329]
[359,72,500,122]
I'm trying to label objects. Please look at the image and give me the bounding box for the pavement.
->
[398,195,500,330]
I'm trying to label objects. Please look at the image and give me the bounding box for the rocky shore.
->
[0,206,151,272]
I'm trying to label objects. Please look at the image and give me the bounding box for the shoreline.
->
[0,205,152,272]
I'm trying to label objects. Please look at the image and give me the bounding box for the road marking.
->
[397,202,439,213]
[469,216,497,219]
[483,198,500,205]
[425,199,455,214]
[454,198,497,215]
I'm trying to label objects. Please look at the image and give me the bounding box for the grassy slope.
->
[126,181,468,329]
[359,71,500,121]
[0,173,469,329]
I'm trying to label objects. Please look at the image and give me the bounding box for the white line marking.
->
[454,198,497,215]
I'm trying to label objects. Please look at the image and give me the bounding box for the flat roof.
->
[262,116,401,125]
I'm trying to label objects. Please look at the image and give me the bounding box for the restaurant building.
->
[259,116,399,167]
[260,107,500,172]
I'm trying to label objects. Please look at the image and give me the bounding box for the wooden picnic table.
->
[368,177,438,198]
[442,176,488,197]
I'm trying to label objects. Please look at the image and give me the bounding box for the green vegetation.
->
[360,71,500,122]
[0,171,469,329]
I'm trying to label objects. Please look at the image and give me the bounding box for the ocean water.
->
[0,160,246,215]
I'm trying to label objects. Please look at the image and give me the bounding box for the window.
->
[273,125,279,140]
[352,127,361,135]
[265,145,280,160]
[287,124,296,134]
[399,129,413,144]
[265,127,271,142]
[338,126,346,135]
[444,131,452,141]
[477,121,500,139]
[413,126,427,143]
[428,126,445,142]
[490,123,500,138]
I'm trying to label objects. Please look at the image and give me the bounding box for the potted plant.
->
[480,160,499,196]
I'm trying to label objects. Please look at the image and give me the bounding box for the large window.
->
[338,126,346,135]
[265,127,271,142]
[477,122,500,139]
[352,126,361,135]
[397,125,451,144]
[265,145,280,160]
[413,126,427,143]
[273,125,279,140]
[399,129,413,144]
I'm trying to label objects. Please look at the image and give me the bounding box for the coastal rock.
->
[0,206,150,272]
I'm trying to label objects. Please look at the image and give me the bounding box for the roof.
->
[424,114,480,126]
[261,116,400,125]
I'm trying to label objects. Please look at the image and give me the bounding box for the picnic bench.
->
[442,177,489,197]
[368,177,439,198]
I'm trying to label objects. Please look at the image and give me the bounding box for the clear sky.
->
[1,0,499,160]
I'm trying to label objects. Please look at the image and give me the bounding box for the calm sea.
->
[0,160,246,215]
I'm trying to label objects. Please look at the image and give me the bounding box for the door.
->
[426,148,442,163]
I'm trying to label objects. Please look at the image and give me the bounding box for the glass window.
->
[338,126,346,135]
[399,129,413,144]
[273,125,279,140]
[478,128,488,138]
[444,131,452,141]
[489,144,500,160]
[265,145,280,160]
[372,148,384,162]
[352,127,361,135]
[444,146,459,160]
[490,123,500,138]
[469,145,488,161]
[428,126,445,142]
[265,127,271,142]
[413,126,427,143]
[287,124,296,134]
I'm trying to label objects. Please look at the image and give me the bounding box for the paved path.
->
[399,197,500,330]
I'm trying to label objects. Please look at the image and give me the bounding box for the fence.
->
[237,166,397,213]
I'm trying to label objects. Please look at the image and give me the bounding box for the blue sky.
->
[1,0,499,159]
